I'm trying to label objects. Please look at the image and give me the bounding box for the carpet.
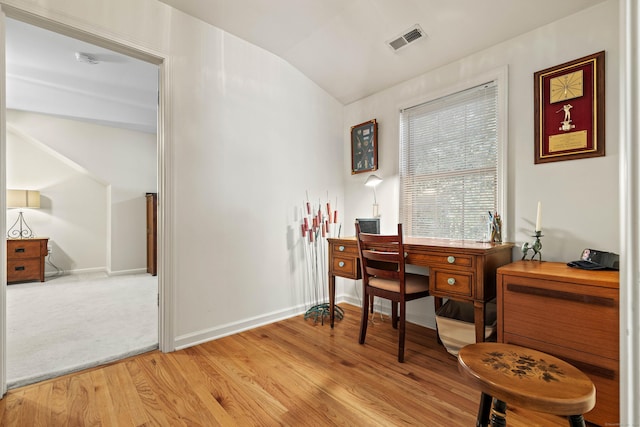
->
[6,272,158,388]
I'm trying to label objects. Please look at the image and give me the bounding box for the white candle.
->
[535,201,542,232]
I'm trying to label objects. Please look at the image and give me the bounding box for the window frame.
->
[398,66,508,240]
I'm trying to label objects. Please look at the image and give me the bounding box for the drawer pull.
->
[447,277,456,285]
[15,248,25,253]
[447,256,455,263]
[338,246,345,252]
[15,266,25,271]
[338,261,345,267]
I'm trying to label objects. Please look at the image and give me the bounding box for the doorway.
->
[0,6,171,395]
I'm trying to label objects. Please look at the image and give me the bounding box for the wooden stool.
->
[458,343,595,427]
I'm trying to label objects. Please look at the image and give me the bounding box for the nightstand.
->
[7,238,49,284]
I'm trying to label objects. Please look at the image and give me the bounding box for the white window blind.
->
[400,81,498,239]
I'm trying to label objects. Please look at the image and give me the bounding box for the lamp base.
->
[7,210,35,239]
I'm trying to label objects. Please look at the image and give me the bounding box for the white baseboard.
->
[174,294,436,351]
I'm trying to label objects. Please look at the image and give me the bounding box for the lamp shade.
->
[7,190,41,208]
[364,174,383,187]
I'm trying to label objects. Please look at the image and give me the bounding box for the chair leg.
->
[397,301,406,362]
[369,294,374,313]
[391,302,398,329]
[434,298,442,345]
[359,288,369,345]
[567,415,586,427]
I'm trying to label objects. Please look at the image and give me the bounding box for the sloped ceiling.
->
[6,0,608,133]
[157,0,608,105]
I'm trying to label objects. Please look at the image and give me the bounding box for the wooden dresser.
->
[7,238,49,284]
[496,260,619,426]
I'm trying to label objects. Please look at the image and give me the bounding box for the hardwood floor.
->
[0,304,570,426]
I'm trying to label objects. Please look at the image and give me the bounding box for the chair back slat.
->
[356,223,406,290]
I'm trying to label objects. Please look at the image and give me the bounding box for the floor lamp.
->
[7,189,41,239]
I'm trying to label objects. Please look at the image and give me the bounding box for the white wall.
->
[0,0,345,348]
[342,0,620,328]
[6,124,108,272]
[7,110,157,273]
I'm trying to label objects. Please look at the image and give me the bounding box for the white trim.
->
[397,65,509,240]
[0,3,175,396]
[0,7,7,398]
[175,305,306,350]
[620,0,639,424]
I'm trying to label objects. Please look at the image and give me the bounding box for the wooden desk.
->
[497,260,619,426]
[327,236,514,342]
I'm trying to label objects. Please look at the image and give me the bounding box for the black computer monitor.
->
[356,218,380,234]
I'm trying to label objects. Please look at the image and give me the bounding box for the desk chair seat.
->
[356,223,430,362]
[458,342,596,427]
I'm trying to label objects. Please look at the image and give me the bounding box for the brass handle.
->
[447,256,455,263]
[339,246,345,251]
[338,261,345,267]
[447,278,456,285]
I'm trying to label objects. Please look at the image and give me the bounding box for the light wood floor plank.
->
[0,304,573,426]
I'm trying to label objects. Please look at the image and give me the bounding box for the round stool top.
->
[458,343,595,416]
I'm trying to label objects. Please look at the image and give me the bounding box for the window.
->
[399,79,505,240]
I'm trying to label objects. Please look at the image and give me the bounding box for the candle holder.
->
[521,230,543,261]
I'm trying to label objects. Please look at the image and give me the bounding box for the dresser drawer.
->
[501,277,618,361]
[7,240,43,259]
[432,270,472,297]
[8,258,41,282]
[503,332,618,426]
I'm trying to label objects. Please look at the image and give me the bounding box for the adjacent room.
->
[1,0,638,426]
[4,18,160,387]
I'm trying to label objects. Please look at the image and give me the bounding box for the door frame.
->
[0,3,175,396]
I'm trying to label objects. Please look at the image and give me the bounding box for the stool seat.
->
[458,343,595,426]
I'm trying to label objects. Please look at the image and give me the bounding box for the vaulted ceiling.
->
[6,0,608,133]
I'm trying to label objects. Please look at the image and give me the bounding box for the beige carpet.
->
[6,272,158,389]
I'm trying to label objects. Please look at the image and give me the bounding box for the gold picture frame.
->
[534,51,605,164]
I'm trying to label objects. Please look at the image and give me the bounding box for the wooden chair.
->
[458,342,596,427]
[355,223,430,362]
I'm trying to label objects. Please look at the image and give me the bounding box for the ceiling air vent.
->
[387,24,426,52]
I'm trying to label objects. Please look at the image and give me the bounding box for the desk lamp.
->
[364,174,382,217]
[7,189,40,239]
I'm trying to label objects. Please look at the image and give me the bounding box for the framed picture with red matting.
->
[534,51,605,164]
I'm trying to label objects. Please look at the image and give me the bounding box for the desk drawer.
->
[7,240,42,259]
[331,256,359,279]
[406,252,473,269]
[432,270,472,296]
[330,242,358,257]
[8,258,41,282]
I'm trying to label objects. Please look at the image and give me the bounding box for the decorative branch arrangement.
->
[300,191,343,324]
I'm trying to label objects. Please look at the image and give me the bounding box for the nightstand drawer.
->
[7,258,41,282]
[7,240,43,259]
[432,270,472,296]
